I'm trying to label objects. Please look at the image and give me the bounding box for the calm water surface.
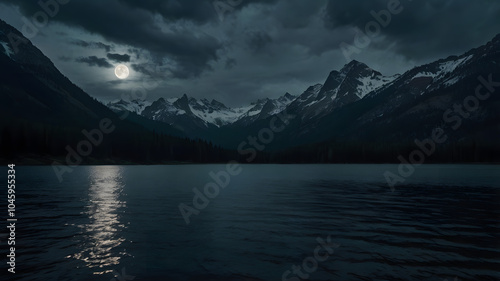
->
[4,164,500,281]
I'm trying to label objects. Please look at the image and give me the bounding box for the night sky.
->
[0,0,499,106]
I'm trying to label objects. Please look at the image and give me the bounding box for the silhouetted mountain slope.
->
[0,19,236,164]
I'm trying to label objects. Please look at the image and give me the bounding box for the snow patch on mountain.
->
[246,107,261,117]
[444,76,461,87]
[109,92,297,128]
[233,93,297,125]
[271,93,296,114]
[297,84,322,102]
[0,41,14,58]
[107,99,152,114]
[439,55,473,73]
[356,74,397,99]
[161,103,186,116]
[412,55,474,81]
[188,98,248,127]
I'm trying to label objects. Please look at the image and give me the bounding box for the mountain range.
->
[1,16,499,163]
[107,60,396,130]
[107,35,500,158]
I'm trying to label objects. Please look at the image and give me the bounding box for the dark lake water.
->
[3,164,500,281]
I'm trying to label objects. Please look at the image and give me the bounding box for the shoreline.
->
[2,156,499,166]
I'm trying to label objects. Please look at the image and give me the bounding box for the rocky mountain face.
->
[286,60,397,122]
[274,34,500,150]
[107,99,152,115]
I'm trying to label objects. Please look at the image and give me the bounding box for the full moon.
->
[114,64,129,79]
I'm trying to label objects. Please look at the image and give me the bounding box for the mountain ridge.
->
[106,57,397,129]
[1,15,499,163]
[108,91,297,128]
[104,32,500,155]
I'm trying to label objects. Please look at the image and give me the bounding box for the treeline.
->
[2,119,499,164]
[0,118,240,164]
[268,140,500,163]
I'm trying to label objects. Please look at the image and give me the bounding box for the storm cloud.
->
[70,39,112,52]
[0,0,498,106]
[324,0,500,60]
[107,53,130,63]
[0,0,223,78]
[76,56,113,68]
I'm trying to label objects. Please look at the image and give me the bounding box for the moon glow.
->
[114,64,129,79]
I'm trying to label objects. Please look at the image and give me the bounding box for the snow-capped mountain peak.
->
[109,92,298,128]
[331,60,395,100]
[104,60,399,128]
[107,98,152,114]
[187,96,241,127]
[104,33,500,134]
[232,92,297,126]
[286,61,396,121]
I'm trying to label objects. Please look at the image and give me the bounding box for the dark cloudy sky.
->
[0,0,499,106]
